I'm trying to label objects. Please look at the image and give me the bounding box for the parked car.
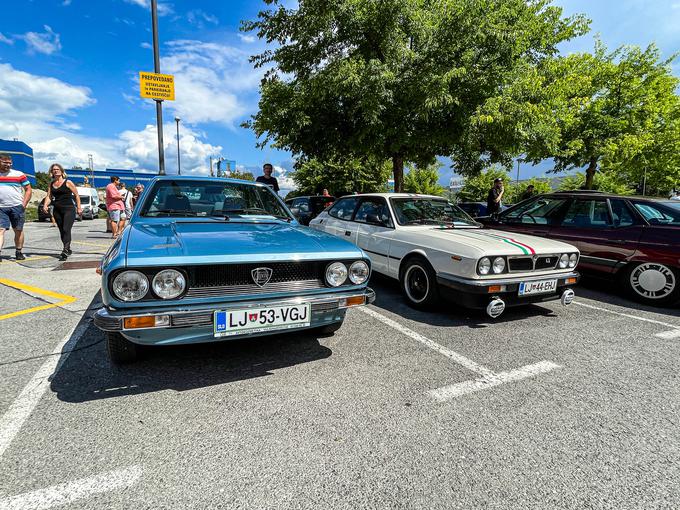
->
[94,176,375,364]
[76,186,100,220]
[285,195,335,225]
[37,198,52,222]
[309,193,579,317]
[477,191,680,306]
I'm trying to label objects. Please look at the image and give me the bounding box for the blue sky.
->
[1,0,679,191]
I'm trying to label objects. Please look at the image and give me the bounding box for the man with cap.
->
[486,178,504,217]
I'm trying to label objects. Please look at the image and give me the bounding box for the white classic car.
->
[309,194,580,318]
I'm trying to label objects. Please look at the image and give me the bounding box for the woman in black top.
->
[42,164,82,261]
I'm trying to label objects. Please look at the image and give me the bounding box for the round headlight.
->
[348,260,370,285]
[569,253,578,268]
[326,262,348,287]
[478,257,491,275]
[112,270,149,302]
[152,269,186,299]
[492,257,506,274]
[559,253,569,269]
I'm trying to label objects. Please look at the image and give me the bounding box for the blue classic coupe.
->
[94,176,375,364]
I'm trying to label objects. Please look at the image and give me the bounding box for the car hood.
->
[125,220,363,266]
[394,227,578,257]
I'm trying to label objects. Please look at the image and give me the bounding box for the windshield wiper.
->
[223,208,292,222]
[150,209,198,217]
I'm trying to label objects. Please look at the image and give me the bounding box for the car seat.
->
[222,196,247,212]
[164,193,191,212]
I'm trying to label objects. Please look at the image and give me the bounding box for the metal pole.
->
[516,159,520,185]
[643,167,647,196]
[151,0,165,175]
[175,117,181,174]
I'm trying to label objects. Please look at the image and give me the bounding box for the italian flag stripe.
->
[472,231,536,255]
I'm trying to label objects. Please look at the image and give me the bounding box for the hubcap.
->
[405,265,429,303]
[630,263,675,299]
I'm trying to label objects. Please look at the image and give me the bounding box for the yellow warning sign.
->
[139,72,175,101]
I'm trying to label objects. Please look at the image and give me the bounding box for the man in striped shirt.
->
[0,153,32,261]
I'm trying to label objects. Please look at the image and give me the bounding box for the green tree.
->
[457,167,514,203]
[403,163,445,195]
[292,156,391,196]
[35,171,51,192]
[506,177,552,203]
[242,0,587,192]
[230,171,255,181]
[557,171,634,195]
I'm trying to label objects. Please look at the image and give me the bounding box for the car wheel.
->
[107,332,139,364]
[400,257,439,309]
[622,262,680,306]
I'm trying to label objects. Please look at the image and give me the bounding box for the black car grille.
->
[187,262,325,288]
[508,256,558,272]
[535,256,558,270]
[508,257,533,272]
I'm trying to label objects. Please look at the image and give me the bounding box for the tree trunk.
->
[392,155,404,193]
[584,156,597,190]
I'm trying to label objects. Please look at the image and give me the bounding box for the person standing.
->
[0,153,32,261]
[42,164,82,261]
[486,178,505,217]
[118,182,133,231]
[105,176,124,238]
[519,184,535,202]
[256,163,280,193]
[132,183,144,208]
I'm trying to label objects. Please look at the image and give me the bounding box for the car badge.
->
[251,267,273,287]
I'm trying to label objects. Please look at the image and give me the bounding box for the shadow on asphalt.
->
[367,273,560,328]
[50,297,332,404]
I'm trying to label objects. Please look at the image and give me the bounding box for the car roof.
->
[546,191,670,202]
[286,195,335,200]
[149,175,262,186]
[336,193,447,200]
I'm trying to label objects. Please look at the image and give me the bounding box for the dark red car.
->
[478,191,680,306]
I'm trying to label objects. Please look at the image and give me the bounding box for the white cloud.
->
[19,25,62,55]
[123,0,173,16]
[159,40,265,126]
[237,34,256,44]
[187,10,219,28]
[0,32,13,45]
[62,0,72,5]
[272,164,296,191]
[140,41,152,49]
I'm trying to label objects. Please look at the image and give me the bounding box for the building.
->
[66,168,157,189]
[0,139,36,185]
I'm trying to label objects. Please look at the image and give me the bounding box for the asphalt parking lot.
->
[1,219,680,509]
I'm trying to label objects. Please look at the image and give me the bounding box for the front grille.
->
[508,257,533,272]
[535,256,558,270]
[187,262,325,288]
[185,280,324,299]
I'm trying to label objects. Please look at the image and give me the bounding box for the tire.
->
[621,262,680,306]
[107,332,139,364]
[314,321,344,336]
[400,257,439,309]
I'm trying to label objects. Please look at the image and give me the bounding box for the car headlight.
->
[112,270,149,302]
[152,269,186,299]
[559,253,569,269]
[478,257,491,275]
[569,253,578,268]
[348,260,370,285]
[326,262,348,287]
[492,257,506,274]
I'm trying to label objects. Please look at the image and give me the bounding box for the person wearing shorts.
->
[105,176,124,238]
[0,153,32,261]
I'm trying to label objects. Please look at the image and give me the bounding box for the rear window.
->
[634,202,680,225]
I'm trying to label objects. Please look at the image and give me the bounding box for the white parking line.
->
[0,320,89,459]
[655,329,680,340]
[573,301,680,330]
[0,465,142,510]
[358,307,560,401]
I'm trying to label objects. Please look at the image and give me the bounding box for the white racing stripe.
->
[573,301,680,330]
[358,307,560,401]
[0,320,90,459]
[0,465,142,510]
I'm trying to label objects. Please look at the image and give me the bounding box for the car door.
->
[495,196,570,237]
[320,196,360,241]
[552,198,639,274]
[353,197,394,274]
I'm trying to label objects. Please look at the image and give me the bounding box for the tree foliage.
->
[556,171,634,195]
[243,0,588,192]
[229,170,255,181]
[292,156,391,196]
[403,163,445,196]
[34,171,51,192]
[457,167,552,203]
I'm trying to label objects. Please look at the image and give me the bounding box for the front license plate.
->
[214,303,311,338]
[518,279,557,296]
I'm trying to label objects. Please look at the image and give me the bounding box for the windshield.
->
[140,180,291,220]
[79,196,90,204]
[390,197,478,227]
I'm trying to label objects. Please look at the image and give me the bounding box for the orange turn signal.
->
[124,316,156,329]
[343,296,366,307]
[487,285,503,294]
[566,277,577,285]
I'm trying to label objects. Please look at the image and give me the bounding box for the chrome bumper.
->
[94,287,376,332]
[437,271,580,288]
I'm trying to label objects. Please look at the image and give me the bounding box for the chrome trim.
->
[438,272,579,288]
[94,288,375,332]
[185,280,324,298]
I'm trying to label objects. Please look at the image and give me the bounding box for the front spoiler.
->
[94,287,376,332]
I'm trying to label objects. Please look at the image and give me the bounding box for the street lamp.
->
[174,116,181,175]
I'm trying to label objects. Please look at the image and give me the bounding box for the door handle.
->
[345,231,352,236]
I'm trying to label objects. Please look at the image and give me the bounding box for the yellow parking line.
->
[2,256,52,264]
[0,278,77,321]
[73,241,112,249]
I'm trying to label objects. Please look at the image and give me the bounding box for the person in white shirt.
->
[0,153,32,261]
